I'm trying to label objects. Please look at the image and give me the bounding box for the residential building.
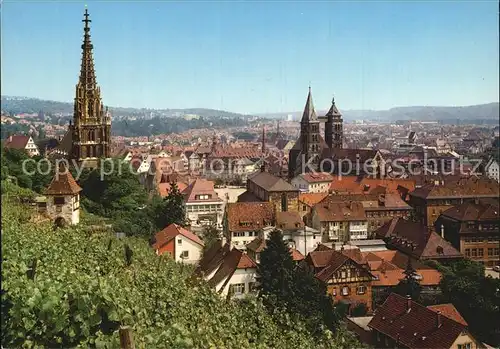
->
[195,243,257,299]
[183,179,224,232]
[311,248,375,312]
[291,172,333,193]
[4,135,40,156]
[408,176,499,227]
[375,218,463,262]
[435,201,499,267]
[152,223,204,264]
[223,202,275,250]
[311,200,368,242]
[367,293,481,349]
[315,193,413,236]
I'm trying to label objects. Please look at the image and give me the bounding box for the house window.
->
[357,285,366,295]
[458,343,472,349]
[180,250,189,259]
[495,248,500,256]
[341,271,346,279]
[178,239,182,244]
[332,288,337,296]
[230,283,245,295]
[342,286,349,296]
[478,249,484,257]
[471,249,477,257]
[488,248,493,256]
[54,196,65,205]
[303,205,307,211]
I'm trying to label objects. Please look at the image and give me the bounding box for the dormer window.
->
[196,194,212,201]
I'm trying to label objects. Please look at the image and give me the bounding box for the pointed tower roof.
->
[45,164,82,195]
[301,87,319,123]
[79,8,98,93]
[326,96,342,117]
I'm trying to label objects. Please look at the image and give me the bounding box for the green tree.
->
[150,181,186,230]
[257,229,339,336]
[394,258,422,301]
[257,229,296,309]
[201,222,220,252]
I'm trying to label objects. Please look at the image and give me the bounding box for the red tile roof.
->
[182,178,222,203]
[290,248,305,261]
[153,223,204,249]
[276,211,304,230]
[299,172,333,183]
[368,293,471,349]
[427,304,468,326]
[4,135,30,149]
[226,202,275,232]
[299,192,329,207]
[45,169,82,195]
[315,250,373,282]
[158,181,188,198]
[375,218,463,260]
[329,176,416,195]
[441,201,499,222]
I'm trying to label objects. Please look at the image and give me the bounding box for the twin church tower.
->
[288,88,344,178]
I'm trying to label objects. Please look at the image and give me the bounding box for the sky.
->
[1,0,499,115]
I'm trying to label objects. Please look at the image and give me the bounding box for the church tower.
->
[296,87,320,175]
[70,8,111,168]
[325,96,343,149]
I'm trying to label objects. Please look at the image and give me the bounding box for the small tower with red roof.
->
[45,163,82,226]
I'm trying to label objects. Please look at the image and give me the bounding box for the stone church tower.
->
[288,88,322,178]
[69,9,111,168]
[324,96,343,149]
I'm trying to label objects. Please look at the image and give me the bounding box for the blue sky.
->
[2,1,498,114]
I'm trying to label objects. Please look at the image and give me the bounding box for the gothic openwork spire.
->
[79,8,97,93]
[70,7,111,167]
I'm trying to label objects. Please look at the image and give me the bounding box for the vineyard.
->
[1,182,357,348]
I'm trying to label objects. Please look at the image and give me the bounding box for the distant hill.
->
[261,103,499,124]
[0,96,256,120]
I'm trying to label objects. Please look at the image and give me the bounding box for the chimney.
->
[406,294,412,311]
[437,311,442,328]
